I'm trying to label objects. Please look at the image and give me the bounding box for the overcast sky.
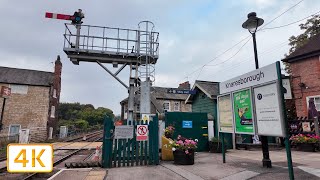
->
[0,0,319,115]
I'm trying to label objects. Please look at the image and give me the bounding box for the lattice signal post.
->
[45,10,159,124]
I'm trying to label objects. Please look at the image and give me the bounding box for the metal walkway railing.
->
[63,23,159,58]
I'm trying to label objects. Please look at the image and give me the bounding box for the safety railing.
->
[63,24,159,57]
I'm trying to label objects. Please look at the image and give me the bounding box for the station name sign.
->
[220,63,278,94]
[167,88,196,95]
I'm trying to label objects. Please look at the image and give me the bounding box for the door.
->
[19,129,30,143]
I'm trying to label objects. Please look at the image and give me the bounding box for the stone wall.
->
[157,99,192,112]
[0,83,49,138]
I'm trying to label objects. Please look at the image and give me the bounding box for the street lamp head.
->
[242,12,264,34]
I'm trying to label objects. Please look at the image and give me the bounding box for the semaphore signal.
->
[45,9,84,24]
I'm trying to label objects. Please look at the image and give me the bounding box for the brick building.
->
[0,56,62,142]
[120,82,192,120]
[282,34,320,117]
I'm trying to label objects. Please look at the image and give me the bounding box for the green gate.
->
[102,115,159,168]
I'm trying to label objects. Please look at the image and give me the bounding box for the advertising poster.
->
[302,122,311,132]
[233,89,254,134]
[218,94,234,133]
[253,83,285,137]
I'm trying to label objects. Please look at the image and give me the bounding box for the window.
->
[53,89,57,98]
[8,124,20,141]
[174,102,180,111]
[136,104,140,112]
[307,96,320,111]
[50,106,55,118]
[163,101,170,112]
[9,84,28,94]
[9,124,21,135]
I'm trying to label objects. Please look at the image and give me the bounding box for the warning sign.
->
[0,86,11,98]
[136,125,148,141]
[141,114,150,124]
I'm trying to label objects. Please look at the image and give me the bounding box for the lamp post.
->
[242,12,272,168]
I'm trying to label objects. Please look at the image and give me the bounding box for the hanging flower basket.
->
[173,149,194,165]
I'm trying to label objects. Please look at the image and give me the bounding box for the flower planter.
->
[209,142,225,153]
[296,143,316,152]
[173,149,194,165]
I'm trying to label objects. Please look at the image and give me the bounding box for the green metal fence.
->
[102,115,159,168]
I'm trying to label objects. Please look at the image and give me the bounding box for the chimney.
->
[178,81,190,89]
[49,55,62,137]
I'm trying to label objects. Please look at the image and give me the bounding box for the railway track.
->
[23,136,103,180]
[0,130,104,179]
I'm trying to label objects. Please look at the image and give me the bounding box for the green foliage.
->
[210,137,221,143]
[210,137,227,143]
[284,15,320,74]
[74,119,89,130]
[57,102,114,130]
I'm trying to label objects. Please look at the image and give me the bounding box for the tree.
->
[57,102,114,130]
[284,15,320,74]
[74,119,89,130]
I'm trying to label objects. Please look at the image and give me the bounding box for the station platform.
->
[48,168,107,180]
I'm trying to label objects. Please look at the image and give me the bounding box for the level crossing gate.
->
[102,115,159,168]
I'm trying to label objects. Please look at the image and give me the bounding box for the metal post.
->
[315,117,320,148]
[0,98,6,131]
[277,61,294,180]
[285,137,294,180]
[315,117,320,137]
[128,78,135,125]
[75,24,81,50]
[252,33,259,70]
[252,32,271,168]
[221,132,226,163]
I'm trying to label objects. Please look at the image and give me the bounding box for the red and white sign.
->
[136,125,148,141]
[1,86,11,98]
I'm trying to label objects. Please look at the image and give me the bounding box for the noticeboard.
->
[114,125,134,139]
[253,83,285,137]
[233,89,254,134]
[218,94,234,133]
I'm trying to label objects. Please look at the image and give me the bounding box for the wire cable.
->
[176,0,306,83]
[260,10,320,30]
[259,0,306,29]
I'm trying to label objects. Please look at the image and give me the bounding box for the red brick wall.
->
[48,56,62,136]
[290,56,320,117]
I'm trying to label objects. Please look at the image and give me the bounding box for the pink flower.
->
[177,140,184,145]
[185,150,189,154]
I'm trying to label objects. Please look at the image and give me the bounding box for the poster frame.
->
[232,88,256,135]
[217,93,234,133]
[251,80,286,137]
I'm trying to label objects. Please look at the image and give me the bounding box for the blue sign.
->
[182,121,193,128]
[167,88,196,95]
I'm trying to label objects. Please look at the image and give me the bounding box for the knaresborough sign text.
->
[220,63,278,94]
